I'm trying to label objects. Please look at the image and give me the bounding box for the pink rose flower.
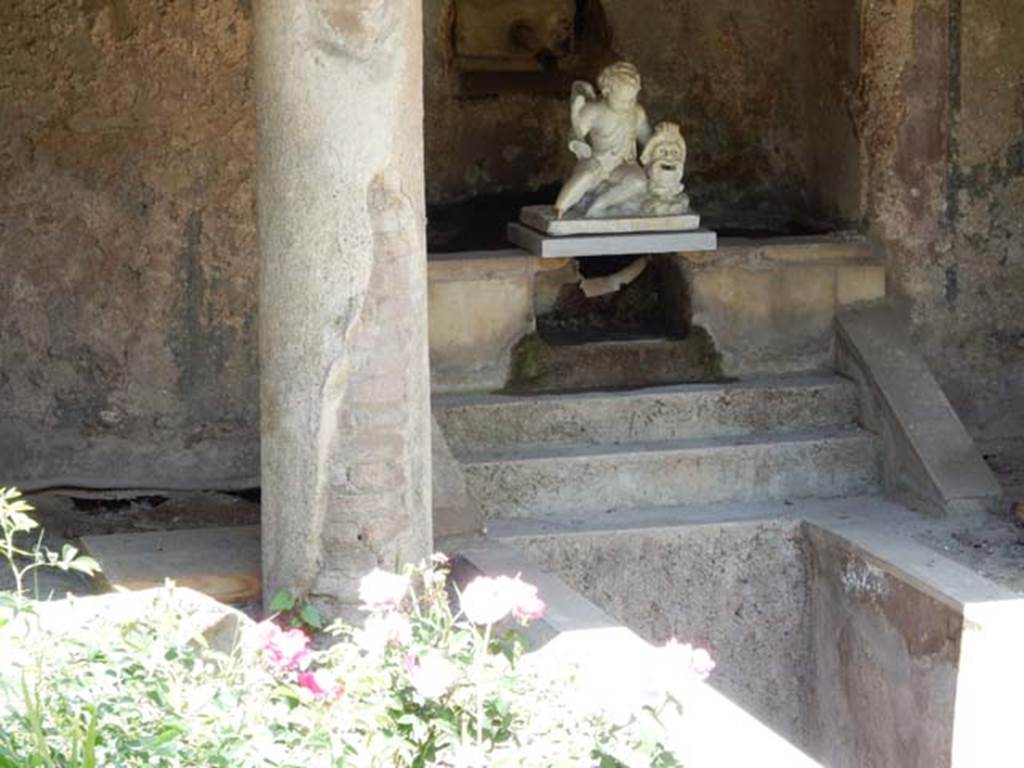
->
[248,619,280,651]
[358,568,410,611]
[460,575,546,625]
[661,638,716,682]
[249,620,312,671]
[298,669,344,700]
[688,647,716,680]
[459,577,515,625]
[358,611,413,652]
[404,653,461,699]
[503,577,546,623]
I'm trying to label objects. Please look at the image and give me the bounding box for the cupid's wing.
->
[571,80,598,102]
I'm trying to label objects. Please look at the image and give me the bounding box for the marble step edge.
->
[436,375,859,453]
[433,372,855,409]
[482,495,900,540]
[457,425,879,466]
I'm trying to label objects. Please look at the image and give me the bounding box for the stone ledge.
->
[429,234,876,266]
[427,248,533,264]
[683,234,878,269]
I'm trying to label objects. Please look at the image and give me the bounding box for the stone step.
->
[461,427,881,519]
[482,495,909,540]
[435,374,858,455]
[505,331,723,393]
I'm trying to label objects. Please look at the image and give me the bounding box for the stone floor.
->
[0,491,258,601]
[915,436,1024,593]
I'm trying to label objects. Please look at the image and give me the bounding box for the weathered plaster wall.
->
[0,0,258,488]
[943,1,1024,440]
[424,0,862,236]
[804,525,959,767]
[856,0,1024,442]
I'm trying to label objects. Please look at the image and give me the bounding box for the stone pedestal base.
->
[508,222,717,258]
[520,205,701,236]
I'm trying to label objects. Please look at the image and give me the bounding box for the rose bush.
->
[0,489,713,767]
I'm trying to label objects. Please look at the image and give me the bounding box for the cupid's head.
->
[597,61,642,110]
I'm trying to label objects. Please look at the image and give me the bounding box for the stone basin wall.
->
[512,521,964,767]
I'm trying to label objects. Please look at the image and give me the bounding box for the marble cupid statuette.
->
[521,61,700,236]
[555,61,651,219]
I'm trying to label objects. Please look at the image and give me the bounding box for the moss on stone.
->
[505,326,726,394]
[507,333,551,389]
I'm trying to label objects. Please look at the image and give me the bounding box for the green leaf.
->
[269,590,297,613]
[83,706,99,768]
[140,725,185,752]
[299,604,324,629]
[6,511,38,533]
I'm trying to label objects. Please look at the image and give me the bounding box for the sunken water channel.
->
[506,520,961,767]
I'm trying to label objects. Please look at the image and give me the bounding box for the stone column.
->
[254,0,431,616]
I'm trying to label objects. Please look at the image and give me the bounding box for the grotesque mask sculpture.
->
[640,121,689,216]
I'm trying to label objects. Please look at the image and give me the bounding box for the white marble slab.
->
[508,222,718,258]
[520,205,701,236]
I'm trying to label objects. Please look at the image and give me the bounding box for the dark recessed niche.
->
[452,0,576,73]
[427,184,560,253]
[537,256,679,344]
[447,0,613,96]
